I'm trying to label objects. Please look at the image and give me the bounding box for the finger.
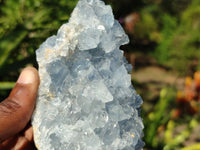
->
[0,124,36,150]
[23,125,34,142]
[13,136,37,150]
[0,135,36,150]
[0,67,39,142]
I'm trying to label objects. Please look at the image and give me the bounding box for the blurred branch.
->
[181,144,200,150]
[0,82,15,90]
[0,30,28,69]
[144,87,176,148]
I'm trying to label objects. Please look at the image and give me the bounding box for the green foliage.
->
[154,14,177,65]
[163,120,190,150]
[153,0,200,74]
[0,0,78,95]
[182,143,200,150]
[0,82,15,90]
[160,0,191,16]
[134,11,160,43]
[143,86,200,149]
[0,30,28,68]
[163,118,199,150]
[121,0,200,74]
[144,87,176,149]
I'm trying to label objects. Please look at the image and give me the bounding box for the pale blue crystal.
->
[32,0,144,149]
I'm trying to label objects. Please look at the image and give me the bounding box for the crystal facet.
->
[32,0,144,149]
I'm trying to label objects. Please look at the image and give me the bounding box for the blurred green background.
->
[0,0,200,149]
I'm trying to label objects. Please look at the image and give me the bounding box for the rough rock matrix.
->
[32,0,144,149]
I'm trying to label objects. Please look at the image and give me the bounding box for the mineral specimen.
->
[32,0,144,149]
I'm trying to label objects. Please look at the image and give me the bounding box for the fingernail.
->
[17,67,36,84]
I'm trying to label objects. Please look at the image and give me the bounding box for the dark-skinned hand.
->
[0,67,39,150]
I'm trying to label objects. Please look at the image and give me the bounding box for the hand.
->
[0,67,39,150]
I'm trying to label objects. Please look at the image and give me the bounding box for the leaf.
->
[0,30,28,69]
[0,82,15,90]
[181,144,200,150]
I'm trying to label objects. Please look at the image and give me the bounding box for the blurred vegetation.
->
[155,0,200,74]
[115,0,200,74]
[1,0,200,149]
[0,0,78,99]
[143,71,200,149]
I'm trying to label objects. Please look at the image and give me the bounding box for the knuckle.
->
[0,99,21,115]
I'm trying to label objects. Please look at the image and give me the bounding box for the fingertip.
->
[10,66,40,107]
[17,67,40,86]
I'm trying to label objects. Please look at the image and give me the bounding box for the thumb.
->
[0,67,39,142]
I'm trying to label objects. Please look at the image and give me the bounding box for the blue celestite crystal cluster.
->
[32,0,144,149]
